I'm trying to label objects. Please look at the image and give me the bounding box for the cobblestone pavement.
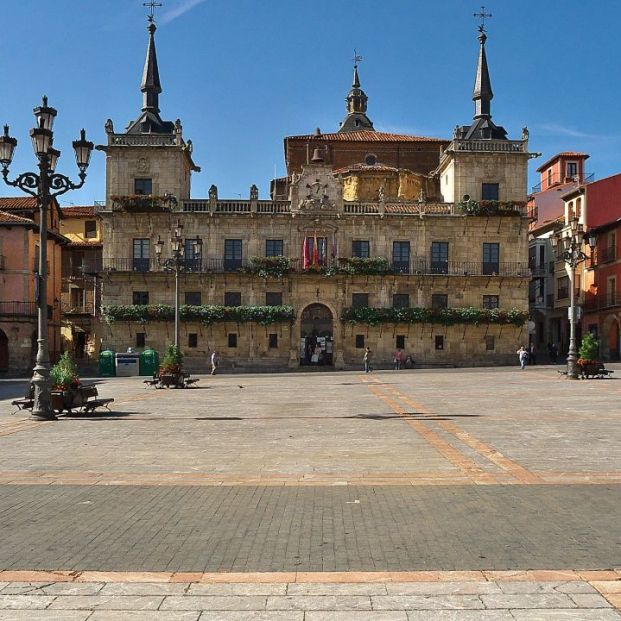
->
[0,365,620,617]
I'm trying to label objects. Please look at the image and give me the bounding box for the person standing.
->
[393,348,403,370]
[210,350,220,375]
[363,347,372,373]
[516,346,528,370]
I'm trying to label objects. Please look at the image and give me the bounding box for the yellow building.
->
[59,206,103,362]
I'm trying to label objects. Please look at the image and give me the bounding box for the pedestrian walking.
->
[210,350,220,375]
[363,347,372,373]
[393,348,404,370]
[516,346,528,370]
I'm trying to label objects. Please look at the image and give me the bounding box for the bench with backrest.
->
[11,384,34,413]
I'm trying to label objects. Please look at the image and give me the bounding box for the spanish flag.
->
[312,232,319,267]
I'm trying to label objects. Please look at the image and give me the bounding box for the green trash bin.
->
[139,348,160,376]
[99,349,116,377]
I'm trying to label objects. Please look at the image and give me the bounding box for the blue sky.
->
[1,0,619,205]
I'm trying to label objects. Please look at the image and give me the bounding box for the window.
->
[352,240,370,258]
[431,242,449,274]
[136,333,146,348]
[184,238,202,271]
[266,292,283,306]
[265,239,284,257]
[608,276,617,307]
[481,183,499,200]
[392,294,410,309]
[567,162,578,178]
[268,333,278,349]
[431,294,448,310]
[224,239,243,270]
[547,168,553,187]
[557,275,569,300]
[396,335,405,350]
[435,335,444,350]
[392,241,410,272]
[482,295,499,309]
[188,333,198,348]
[352,293,369,308]
[134,178,153,195]
[185,291,201,305]
[70,288,85,308]
[483,242,500,275]
[132,238,150,272]
[228,333,237,348]
[485,336,495,351]
[365,153,377,165]
[224,291,241,307]
[84,220,97,239]
[133,291,149,305]
[355,334,365,348]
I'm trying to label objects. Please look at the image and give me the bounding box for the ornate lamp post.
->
[552,217,596,379]
[0,97,93,420]
[154,220,202,350]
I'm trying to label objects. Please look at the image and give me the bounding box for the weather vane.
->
[473,6,492,32]
[353,48,363,69]
[144,1,163,22]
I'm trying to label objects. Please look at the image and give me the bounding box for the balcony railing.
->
[0,301,38,316]
[584,293,621,311]
[90,257,529,277]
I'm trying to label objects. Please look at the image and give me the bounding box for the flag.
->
[312,232,319,267]
[302,236,310,270]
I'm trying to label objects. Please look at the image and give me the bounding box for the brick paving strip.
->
[0,570,619,619]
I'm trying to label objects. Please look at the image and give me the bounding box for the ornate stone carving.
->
[250,184,259,200]
[137,157,150,173]
[105,119,114,134]
[208,184,218,200]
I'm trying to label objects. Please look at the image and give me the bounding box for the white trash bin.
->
[115,352,140,377]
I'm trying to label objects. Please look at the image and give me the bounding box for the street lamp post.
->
[154,220,202,350]
[0,97,93,420]
[552,217,596,380]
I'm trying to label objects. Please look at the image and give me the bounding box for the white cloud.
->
[160,0,208,25]
[535,123,604,140]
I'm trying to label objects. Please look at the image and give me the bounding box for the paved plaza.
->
[0,365,620,618]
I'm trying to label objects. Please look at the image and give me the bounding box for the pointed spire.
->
[141,18,162,113]
[472,26,493,119]
[339,51,374,133]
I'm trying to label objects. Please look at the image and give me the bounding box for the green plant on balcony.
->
[110,194,178,212]
[244,256,291,278]
[341,306,528,327]
[104,304,296,326]
[456,199,526,217]
[325,256,392,276]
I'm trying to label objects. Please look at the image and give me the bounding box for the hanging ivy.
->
[324,256,392,276]
[103,304,296,326]
[341,306,528,327]
[241,256,292,278]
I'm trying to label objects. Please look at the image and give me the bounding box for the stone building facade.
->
[94,18,535,371]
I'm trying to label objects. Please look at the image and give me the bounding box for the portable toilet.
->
[139,348,160,376]
[99,350,116,377]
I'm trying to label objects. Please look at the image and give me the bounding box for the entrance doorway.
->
[300,304,334,366]
[0,329,8,372]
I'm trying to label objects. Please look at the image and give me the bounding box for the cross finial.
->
[473,5,492,33]
[144,1,163,22]
[352,48,363,69]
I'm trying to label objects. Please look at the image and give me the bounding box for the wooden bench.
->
[11,384,35,414]
[184,377,199,388]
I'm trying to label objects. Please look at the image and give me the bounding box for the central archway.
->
[300,303,334,366]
